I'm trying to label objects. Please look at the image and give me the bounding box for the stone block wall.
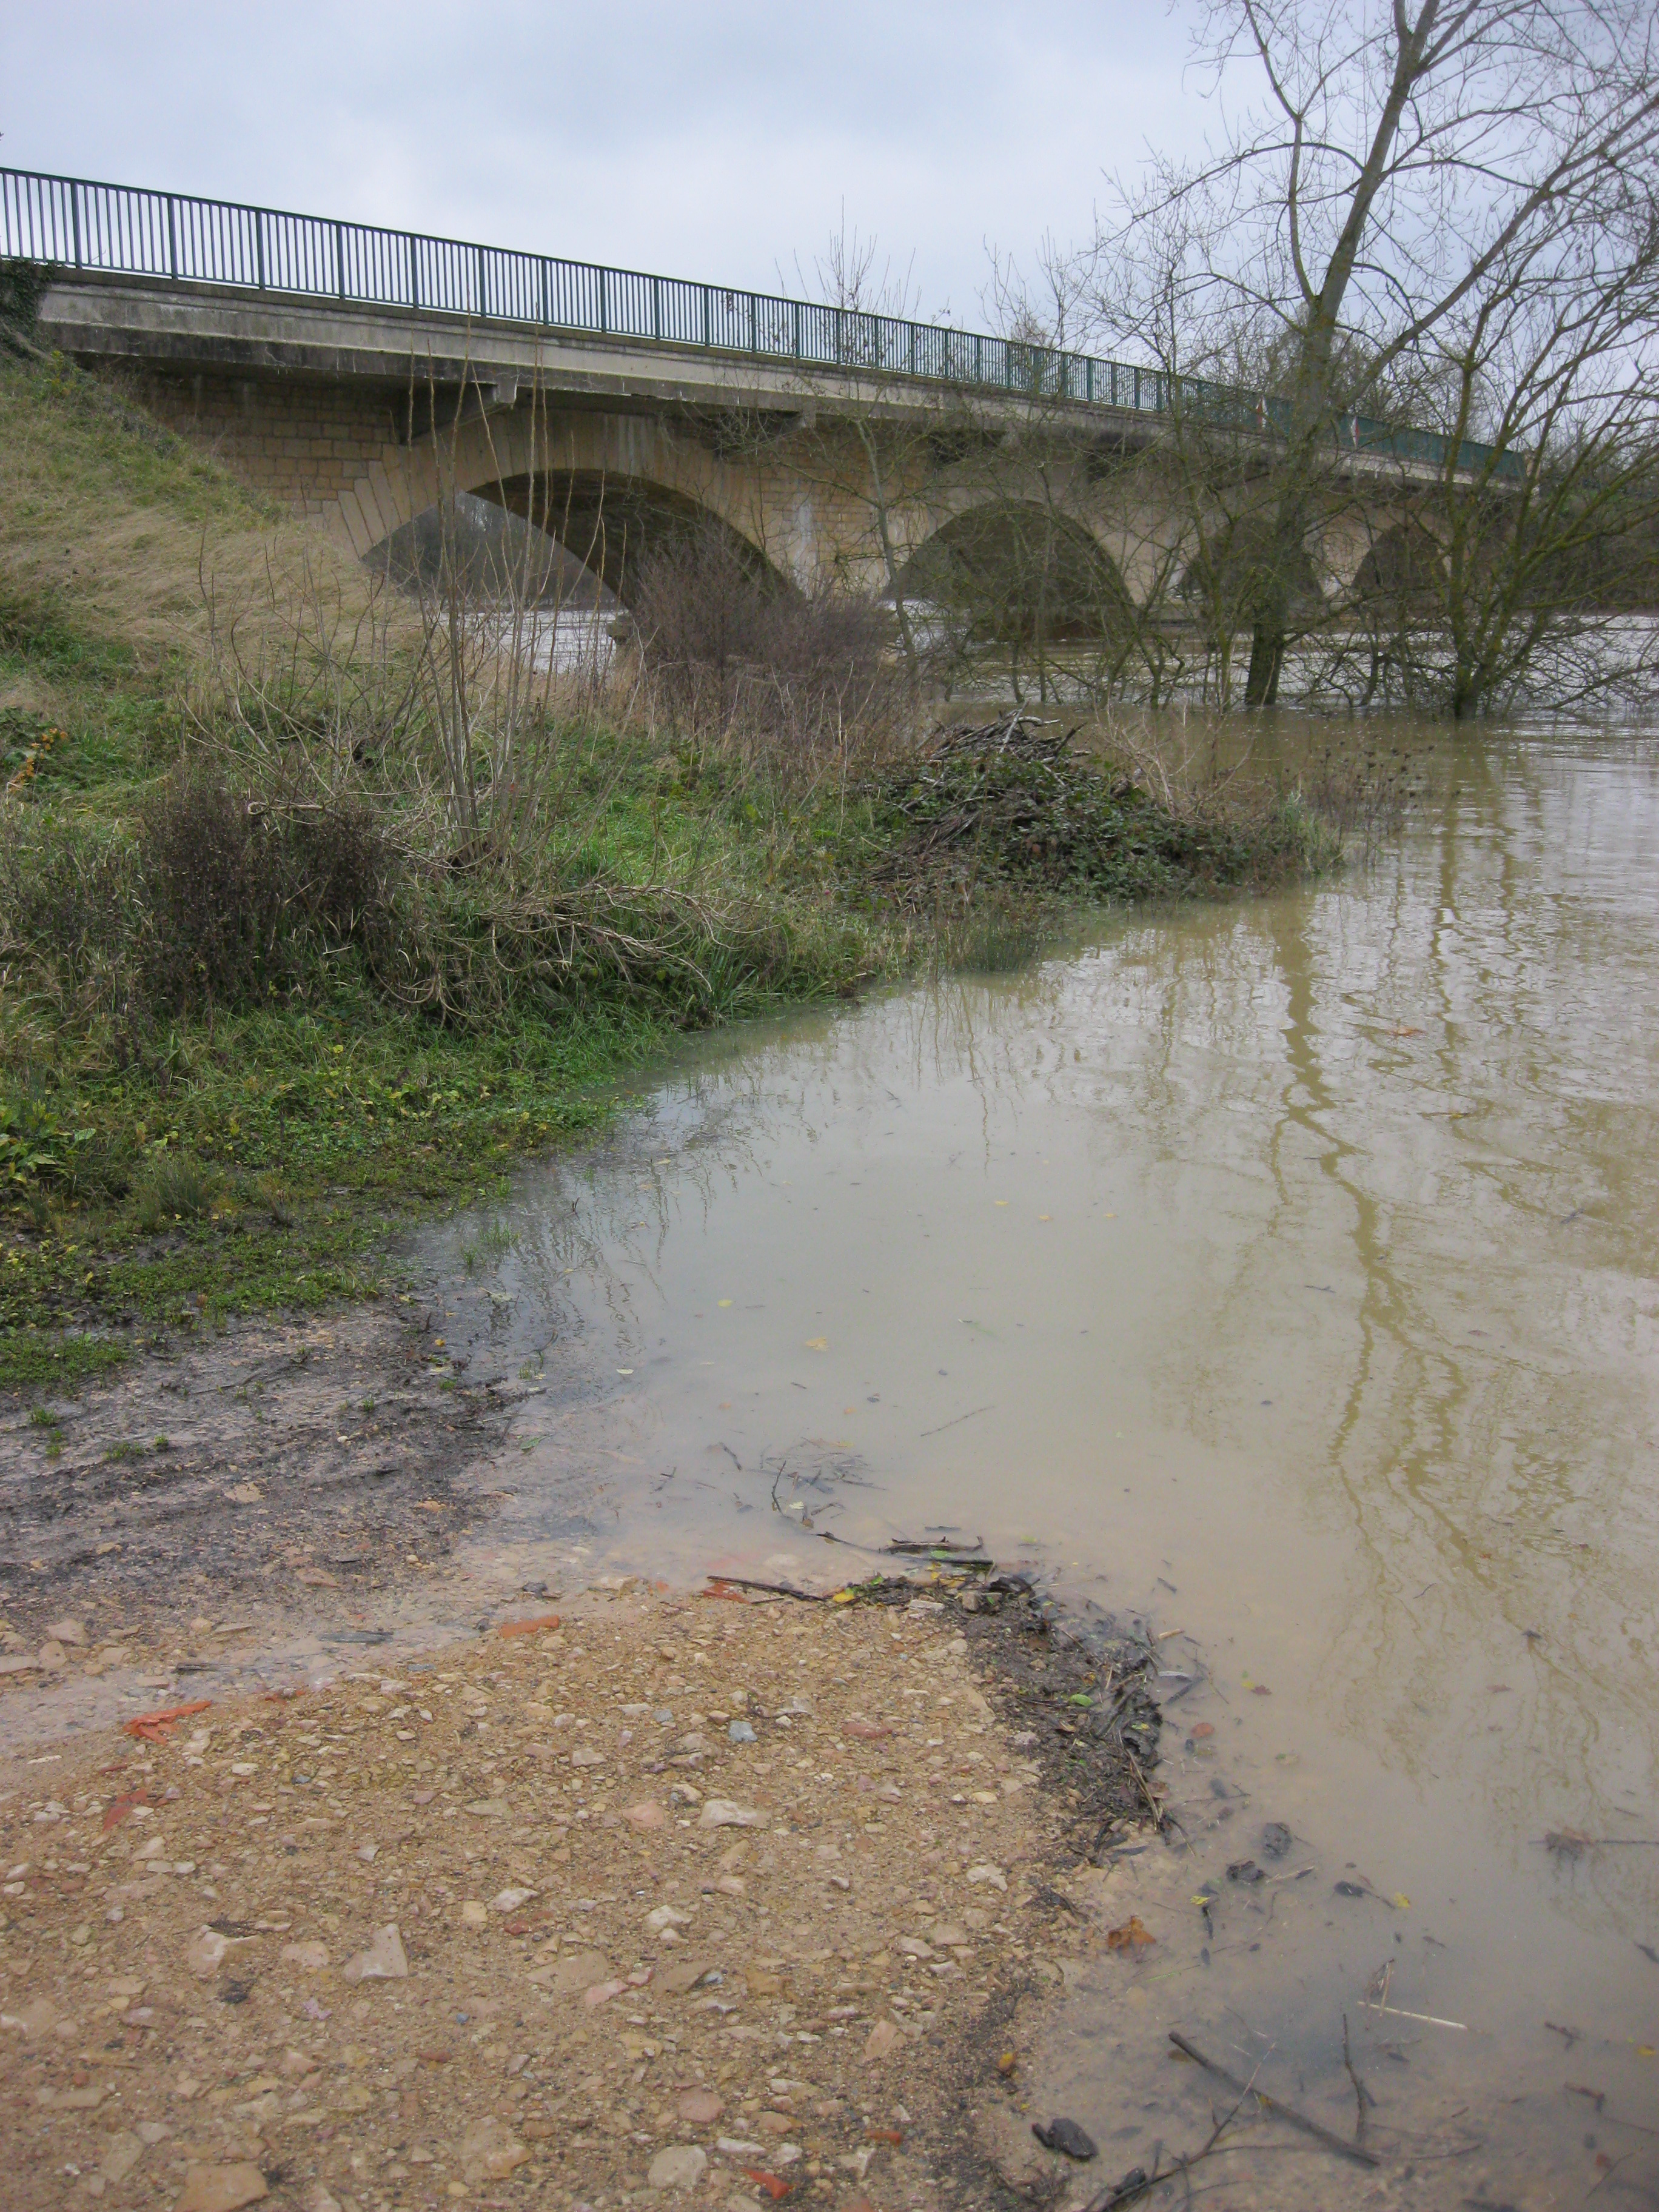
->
[115,369,401,517]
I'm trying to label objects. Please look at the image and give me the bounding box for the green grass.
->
[0,988,685,1384]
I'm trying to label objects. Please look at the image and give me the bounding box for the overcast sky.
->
[2,2,1217,332]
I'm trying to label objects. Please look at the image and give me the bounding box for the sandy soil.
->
[0,1572,1164,2212]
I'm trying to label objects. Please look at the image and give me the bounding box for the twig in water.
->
[1125,1746,1178,1837]
[1359,1999,1467,2030]
[1083,2060,1271,2208]
[1160,1672,1205,1706]
[1167,2033,1380,2167]
[702,1574,825,1604]
[1034,1883,1087,1920]
[917,1403,996,1438]
[1342,2013,1373,2146]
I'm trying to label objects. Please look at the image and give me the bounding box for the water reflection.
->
[427,723,1659,2193]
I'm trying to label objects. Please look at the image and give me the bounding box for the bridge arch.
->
[483,470,788,605]
[894,498,1138,644]
[326,406,800,606]
[1346,516,1449,609]
[1176,515,1323,633]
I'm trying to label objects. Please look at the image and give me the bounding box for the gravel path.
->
[0,1581,1134,2211]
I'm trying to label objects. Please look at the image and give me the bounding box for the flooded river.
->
[427,721,1659,2204]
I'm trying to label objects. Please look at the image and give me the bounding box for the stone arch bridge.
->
[8,169,1510,622]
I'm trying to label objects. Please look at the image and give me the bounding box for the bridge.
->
[2,167,1513,612]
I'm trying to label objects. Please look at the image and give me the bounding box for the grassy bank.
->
[0,345,1337,1390]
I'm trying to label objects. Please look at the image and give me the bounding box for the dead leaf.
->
[1106,1915,1156,1952]
[122,1699,212,1743]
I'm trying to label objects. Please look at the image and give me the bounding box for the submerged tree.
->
[1073,0,1659,709]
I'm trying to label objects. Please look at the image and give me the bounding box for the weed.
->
[0,1332,127,1393]
[27,1404,59,1429]
[254,1175,294,1228]
[104,1439,144,1462]
[132,1153,224,1232]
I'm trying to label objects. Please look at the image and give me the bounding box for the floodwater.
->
[426,720,1659,2205]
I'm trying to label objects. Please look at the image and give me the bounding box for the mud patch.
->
[0,1309,525,1655]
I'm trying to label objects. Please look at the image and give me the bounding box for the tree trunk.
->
[853,420,922,699]
[1244,622,1284,707]
[1451,663,1484,719]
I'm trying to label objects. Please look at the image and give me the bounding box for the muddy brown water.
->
[402,720,1659,2205]
[3,719,1652,2202]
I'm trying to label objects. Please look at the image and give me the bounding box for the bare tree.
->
[1077,0,1659,706]
[774,213,953,693]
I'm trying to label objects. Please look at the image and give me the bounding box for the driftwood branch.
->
[1167,2031,1379,2167]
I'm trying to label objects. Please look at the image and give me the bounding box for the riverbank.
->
[0,1571,1167,2211]
[1,346,1338,1396]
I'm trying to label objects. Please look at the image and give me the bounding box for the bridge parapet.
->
[2,167,1520,484]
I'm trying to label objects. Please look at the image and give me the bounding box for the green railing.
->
[1,166,1521,481]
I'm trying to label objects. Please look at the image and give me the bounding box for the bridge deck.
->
[3,166,1520,483]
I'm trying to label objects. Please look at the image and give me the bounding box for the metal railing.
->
[1,166,1522,481]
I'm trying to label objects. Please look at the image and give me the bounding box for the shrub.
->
[0,811,143,1023]
[0,1093,94,1188]
[136,771,402,1014]
[629,526,900,758]
[0,258,54,344]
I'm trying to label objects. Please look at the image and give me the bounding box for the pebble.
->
[44,1617,86,1646]
[537,1948,609,1994]
[458,2114,530,2183]
[622,1800,666,1829]
[1033,2116,1099,2160]
[98,2132,144,2184]
[188,1928,233,1979]
[698,1798,765,1828]
[173,2164,269,2212]
[647,2145,708,2191]
[728,1720,757,1743]
[677,2088,724,2123]
[340,1923,408,1981]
